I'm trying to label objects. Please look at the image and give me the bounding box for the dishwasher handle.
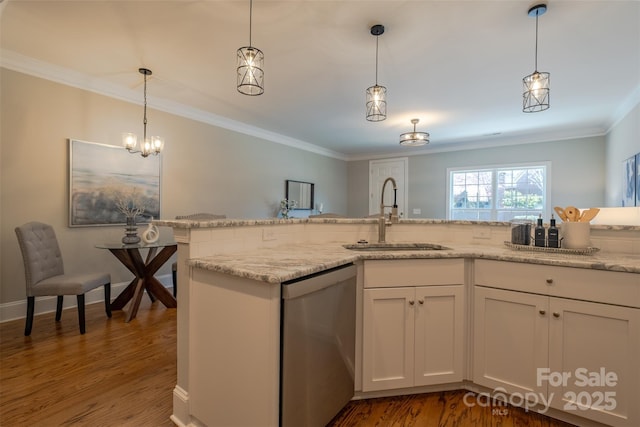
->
[282,264,356,300]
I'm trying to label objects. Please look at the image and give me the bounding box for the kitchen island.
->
[156,218,640,427]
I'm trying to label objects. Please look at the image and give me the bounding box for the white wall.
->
[347,136,606,219]
[0,69,348,305]
[605,104,640,207]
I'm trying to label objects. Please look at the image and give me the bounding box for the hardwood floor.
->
[1,297,576,427]
[328,391,576,427]
[0,297,176,426]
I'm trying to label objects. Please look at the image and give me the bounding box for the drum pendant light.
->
[237,0,264,96]
[399,119,429,146]
[522,4,550,112]
[366,24,387,121]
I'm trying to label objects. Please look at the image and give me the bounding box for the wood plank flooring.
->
[328,390,576,427]
[0,297,176,426]
[1,297,576,427]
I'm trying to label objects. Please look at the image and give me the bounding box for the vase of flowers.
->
[280,199,297,219]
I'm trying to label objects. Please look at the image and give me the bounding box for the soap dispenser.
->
[534,214,546,247]
[547,214,559,248]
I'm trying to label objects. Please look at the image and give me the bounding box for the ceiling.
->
[1,0,639,159]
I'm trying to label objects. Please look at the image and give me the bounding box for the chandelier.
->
[123,68,164,157]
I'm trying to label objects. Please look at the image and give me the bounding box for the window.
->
[447,163,549,221]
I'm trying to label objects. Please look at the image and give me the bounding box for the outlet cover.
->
[412,208,421,215]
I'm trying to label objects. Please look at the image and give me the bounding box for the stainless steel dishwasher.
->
[280,263,357,427]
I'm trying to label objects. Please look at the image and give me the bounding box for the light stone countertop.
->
[188,242,640,284]
[155,217,640,231]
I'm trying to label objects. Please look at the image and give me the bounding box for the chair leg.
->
[24,296,35,336]
[77,294,86,334]
[172,269,177,298]
[55,295,64,321]
[104,283,112,318]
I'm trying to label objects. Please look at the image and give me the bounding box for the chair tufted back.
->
[15,222,64,295]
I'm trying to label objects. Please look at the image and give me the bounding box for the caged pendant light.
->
[399,118,429,146]
[237,0,264,96]
[366,24,387,121]
[122,68,164,158]
[522,4,550,113]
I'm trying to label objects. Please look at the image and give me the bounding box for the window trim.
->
[445,161,552,222]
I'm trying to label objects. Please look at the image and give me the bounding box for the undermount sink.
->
[343,242,450,251]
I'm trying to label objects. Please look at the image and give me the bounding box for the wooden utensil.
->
[553,206,568,222]
[564,206,580,222]
[579,207,600,223]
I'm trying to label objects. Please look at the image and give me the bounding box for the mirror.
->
[286,180,314,210]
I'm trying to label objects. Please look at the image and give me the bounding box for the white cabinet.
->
[473,260,640,427]
[362,259,465,392]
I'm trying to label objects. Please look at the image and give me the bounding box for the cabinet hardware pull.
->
[409,300,415,305]
[539,310,546,315]
[546,278,553,284]
[553,312,560,318]
[418,299,424,305]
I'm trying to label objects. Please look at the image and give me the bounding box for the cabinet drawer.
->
[475,259,640,308]
[364,259,465,288]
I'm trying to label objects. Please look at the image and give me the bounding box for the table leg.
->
[126,278,146,323]
[108,245,177,322]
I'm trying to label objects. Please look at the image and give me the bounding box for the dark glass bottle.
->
[547,214,560,248]
[534,214,546,247]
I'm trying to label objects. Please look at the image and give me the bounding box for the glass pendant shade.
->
[399,118,429,146]
[366,85,387,122]
[523,71,550,112]
[237,46,264,95]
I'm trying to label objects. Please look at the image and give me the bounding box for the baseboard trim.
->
[0,274,173,323]
[171,385,190,427]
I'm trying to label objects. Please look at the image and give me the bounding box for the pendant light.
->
[522,4,550,112]
[399,118,429,146]
[123,68,164,157]
[366,24,387,121]
[237,0,264,96]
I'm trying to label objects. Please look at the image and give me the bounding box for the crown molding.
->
[0,49,349,161]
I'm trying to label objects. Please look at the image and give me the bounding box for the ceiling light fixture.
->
[522,4,550,112]
[237,0,264,96]
[366,24,386,121]
[399,118,429,146]
[123,68,164,157]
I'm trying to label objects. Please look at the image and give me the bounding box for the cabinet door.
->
[414,285,464,386]
[548,298,640,427]
[473,286,548,396]
[362,287,415,391]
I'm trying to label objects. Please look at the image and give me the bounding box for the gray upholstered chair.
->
[172,213,226,297]
[15,222,112,335]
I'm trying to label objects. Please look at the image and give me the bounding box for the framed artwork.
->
[69,139,161,226]
[622,155,636,207]
[636,153,640,206]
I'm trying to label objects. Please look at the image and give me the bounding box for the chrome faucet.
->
[378,177,399,243]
